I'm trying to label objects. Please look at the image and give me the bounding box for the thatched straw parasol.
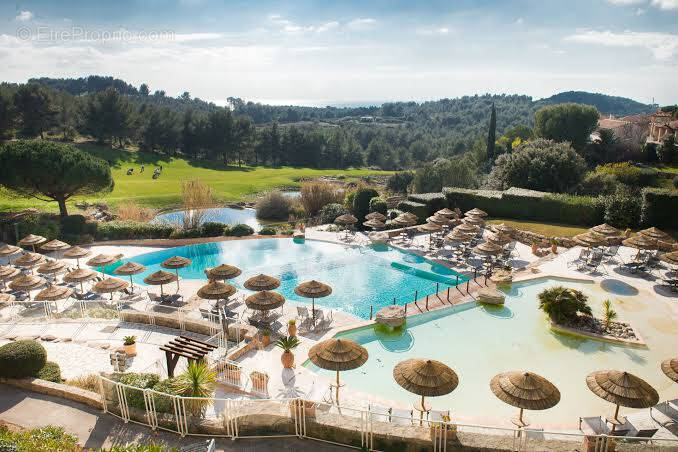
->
[40,239,70,253]
[455,223,478,235]
[308,338,368,405]
[0,245,22,264]
[465,208,488,218]
[0,265,20,289]
[363,219,386,230]
[393,359,459,425]
[0,293,15,303]
[659,251,678,267]
[474,241,503,256]
[490,371,561,428]
[573,231,607,248]
[63,246,92,268]
[590,224,621,238]
[13,252,45,270]
[245,290,285,311]
[18,234,46,252]
[35,285,73,302]
[418,222,442,233]
[295,280,332,319]
[87,254,120,276]
[492,223,515,235]
[445,230,472,243]
[243,274,280,291]
[63,268,96,293]
[37,260,67,275]
[463,215,485,227]
[622,235,658,259]
[487,233,512,246]
[114,261,147,291]
[161,256,192,290]
[9,274,45,299]
[393,215,417,227]
[143,270,177,298]
[207,264,242,281]
[586,370,659,431]
[427,214,451,226]
[639,227,675,244]
[197,280,236,309]
[334,214,358,225]
[93,277,129,300]
[365,212,387,222]
[661,358,678,383]
[436,208,456,218]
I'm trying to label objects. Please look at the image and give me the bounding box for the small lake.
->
[152,207,261,230]
[281,191,300,199]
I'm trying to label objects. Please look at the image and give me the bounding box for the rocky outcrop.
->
[375,305,406,328]
[476,288,505,305]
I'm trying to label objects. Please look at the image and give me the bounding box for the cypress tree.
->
[487,102,496,160]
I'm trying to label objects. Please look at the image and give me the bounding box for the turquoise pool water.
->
[152,207,261,230]
[306,278,678,427]
[105,239,467,319]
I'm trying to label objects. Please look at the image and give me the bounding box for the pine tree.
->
[486,102,496,161]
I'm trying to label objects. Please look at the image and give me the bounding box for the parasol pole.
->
[612,404,620,432]
[336,370,341,405]
[175,268,180,291]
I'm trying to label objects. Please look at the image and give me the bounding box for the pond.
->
[152,207,261,230]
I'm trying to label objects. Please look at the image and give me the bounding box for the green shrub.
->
[95,221,175,240]
[150,378,178,413]
[61,214,87,234]
[255,191,292,220]
[117,372,161,410]
[386,171,414,193]
[0,426,78,451]
[397,200,428,222]
[577,172,619,196]
[603,190,641,229]
[200,222,226,237]
[169,228,201,239]
[368,197,388,215]
[16,214,61,242]
[225,224,254,236]
[259,226,277,235]
[595,162,657,187]
[37,361,62,383]
[344,191,356,211]
[319,203,348,224]
[352,187,379,225]
[538,286,592,324]
[407,193,448,215]
[673,176,678,190]
[641,188,678,229]
[0,340,47,378]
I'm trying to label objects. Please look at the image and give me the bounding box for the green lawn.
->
[487,218,588,237]
[0,142,392,213]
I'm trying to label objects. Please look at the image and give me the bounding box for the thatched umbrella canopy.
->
[35,285,73,302]
[63,268,96,293]
[0,245,22,264]
[622,235,658,259]
[114,261,147,291]
[143,270,177,298]
[37,260,67,276]
[393,358,459,424]
[573,232,607,248]
[455,223,478,235]
[207,264,242,281]
[63,246,92,268]
[334,214,358,225]
[661,358,678,383]
[418,222,442,233]
[427,214,451,226]
[40,239,70,253]
[295,280,332,318]
[586,370,659,431]
[197,280,236,309]
[463,215,485,227]
[474,241,503,256]
[365,212,387,222]
[487,233,512,246]
[93,277,129,300]
[9,274,45,299]
[393,215,417,227]
[436,208,456,218]
[363,219,386,230]
[490,371,561,427]
[161,256,192,290]
[0,293,15,303]
[492,223,515,235]
[243,274,280,291]
[245,290,285,311]
[445,230,472,243]
[13,252,45,270]
[0,266,20,290]
[18,234,46,252]
[590,224,621,238]
[465,208,488,218]
[639,227,675,244]
[309,338,368,405]
[87,254,120,276]
[659,251,678,267]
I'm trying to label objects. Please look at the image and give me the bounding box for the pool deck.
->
[2,227,678,438]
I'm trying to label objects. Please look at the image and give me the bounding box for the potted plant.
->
[550,238,558,254]
[531,240,539,255]
[260,329,271,347]
[288,319,297,337]
[123,335,137,356]
[275,335,301,369]
[250,370,269,395]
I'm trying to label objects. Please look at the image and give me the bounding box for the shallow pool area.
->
[105,239,467,319]
[305,278,678,427]
[152,207,261,230]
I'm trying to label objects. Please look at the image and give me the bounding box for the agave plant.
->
[275,335,301,352]
[603,299,617,330]
[538,286,592,324]
[123,335,136,345]
[171,361,216,416]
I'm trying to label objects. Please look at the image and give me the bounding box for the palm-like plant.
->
[538,286,592,324]
[171,361,216,416]
[603,299,617,330]
[275,335,301,352]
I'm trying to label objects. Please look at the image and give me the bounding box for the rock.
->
[368,232,389,245]
[375,305,406,328]
[5,334,18,341]
[477,288,505,305]
[292,231,305,239]
[489,269,513,286]
[41,335,57,342]
[98,343,110,350]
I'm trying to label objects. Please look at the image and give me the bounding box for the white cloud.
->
[15,10,33,21]
[416,27,450,36]
[268,15,339,34]
[347,18,376,30]
[514,18,524,25]
[605,0,645,4]
[316,21,339,33]
[565,30,678,60]
[651,0,678,9]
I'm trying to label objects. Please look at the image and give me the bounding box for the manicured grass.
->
[651,163,678,174]
[0,142,392,213]
[487,218,588,237]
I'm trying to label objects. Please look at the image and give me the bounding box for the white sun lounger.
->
[390,408,414,426]
[368,404,391,423]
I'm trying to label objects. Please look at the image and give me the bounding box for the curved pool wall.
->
[103,238,468,319]
[305,278,678,427]
[152,207,261,230]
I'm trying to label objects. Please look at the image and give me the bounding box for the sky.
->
[1,0,677,106]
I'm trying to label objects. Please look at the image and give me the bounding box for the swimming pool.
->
[306,278,678,427]
[105,239,467,319]
[152,207,261,230]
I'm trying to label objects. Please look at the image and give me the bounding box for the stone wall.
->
[0,377,102,410]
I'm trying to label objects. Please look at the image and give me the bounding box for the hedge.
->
[37,361,62,383]
[0,340,47,378]
[352,188,379,226]
[95,221,175,241]
[641,188,678,229]
[407,193,448,216]
[368,197,388,215]
[443,186,604,226]
[396,201,428,223]
[225,224,254,236]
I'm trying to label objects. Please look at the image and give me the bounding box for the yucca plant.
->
[538,286,592,324]
[171,361,216,416]
[603,299,617,330]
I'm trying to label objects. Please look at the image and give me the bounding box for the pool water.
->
[306,278,678,427]
[104,239,467,319]
[152,207,261,230]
